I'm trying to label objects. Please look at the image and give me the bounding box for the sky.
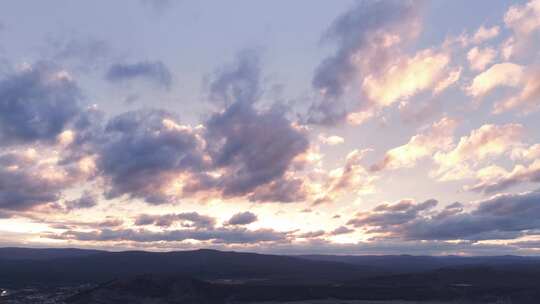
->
[1,0,540,255]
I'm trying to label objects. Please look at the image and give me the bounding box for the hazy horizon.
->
[3,246,540,257]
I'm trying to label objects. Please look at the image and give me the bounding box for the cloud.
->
[48,226,288,244]
[312,0,421,99]
[433,123,524,181]
[64,191,98,210]
[200,51,310,202]
[432,67,462,95]
[92,51,309,204]
[313,149,375,204]
[98,109,207,203]
[508,240,540,250]
[0,165,59,211]
[438,123,523,163]
[134,212,216,229]
[494,67,540,113]
[503,0,540,59]
[446,24,501,48]
[471,25,500,44]
[106,61,172,89]
[347,191,540,242]
[56,106,106,175]
[362,49,451,106]
[318,134,345,146]
[371,117,457,171]
[35,231,527,255]
[307,1,458,126]
[0,62,82,146]
[206,49,260,106]
[46,217,125,230]
[204,103,309,200]
[246,177,308,203]
[329,226,354,236]
[226,211,258,226]
[467,47,497,71]
[345,110,375,126]
[297,230,326,239]
[505,0,540,35]
[0,149,77,210]
[47,36,111,71]
[458,142,540,193]
[464,52,539,114]
[466,63,524,98]
[512,144,540,161]
[347,199,438,231]
[307,0,423,124]
[468,159,540,193]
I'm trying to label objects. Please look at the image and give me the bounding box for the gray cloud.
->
[348,192,540,242]
[135,212,216,229]
[52,50,310,205]
[0,62,82,145]
[0,152,63,210]
[348,199,437,229]
[1,50,308,207]
[124,94,140,105]
[47,36,111,72]
[0,168,59,211]
[206,49,260,106]
[246,176,307,203]
[85,105,307,204]
[106,61,172,89]
[297,230,326,239]
[98,109,205,203]
[308,0,422,125]
[49,226,288,244]
[329,226,354,235]
[64,191,98,210]
[509,240,540,250]
[97,218,124,228]
[46,217,124,231]
[469,165,540,194]
[201,51,309,201]
[226,211,258,226]
[41,227,540,255]
[57,106,106,172]
[205,102,308,199]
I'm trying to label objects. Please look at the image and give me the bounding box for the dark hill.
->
[67,267,540,304]
[299,254,540,273]
[3,248,540,303]
[0,247,104,260]
[67,274,227,304]
[0,248,377,287]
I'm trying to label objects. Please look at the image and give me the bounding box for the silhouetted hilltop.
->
[0,247,104,260]
[67,274,226,304]
[0,248,376,287]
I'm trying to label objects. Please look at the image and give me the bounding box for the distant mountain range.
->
[0,248,377,286]
[300,253,540,273]
[2,247,540,303]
